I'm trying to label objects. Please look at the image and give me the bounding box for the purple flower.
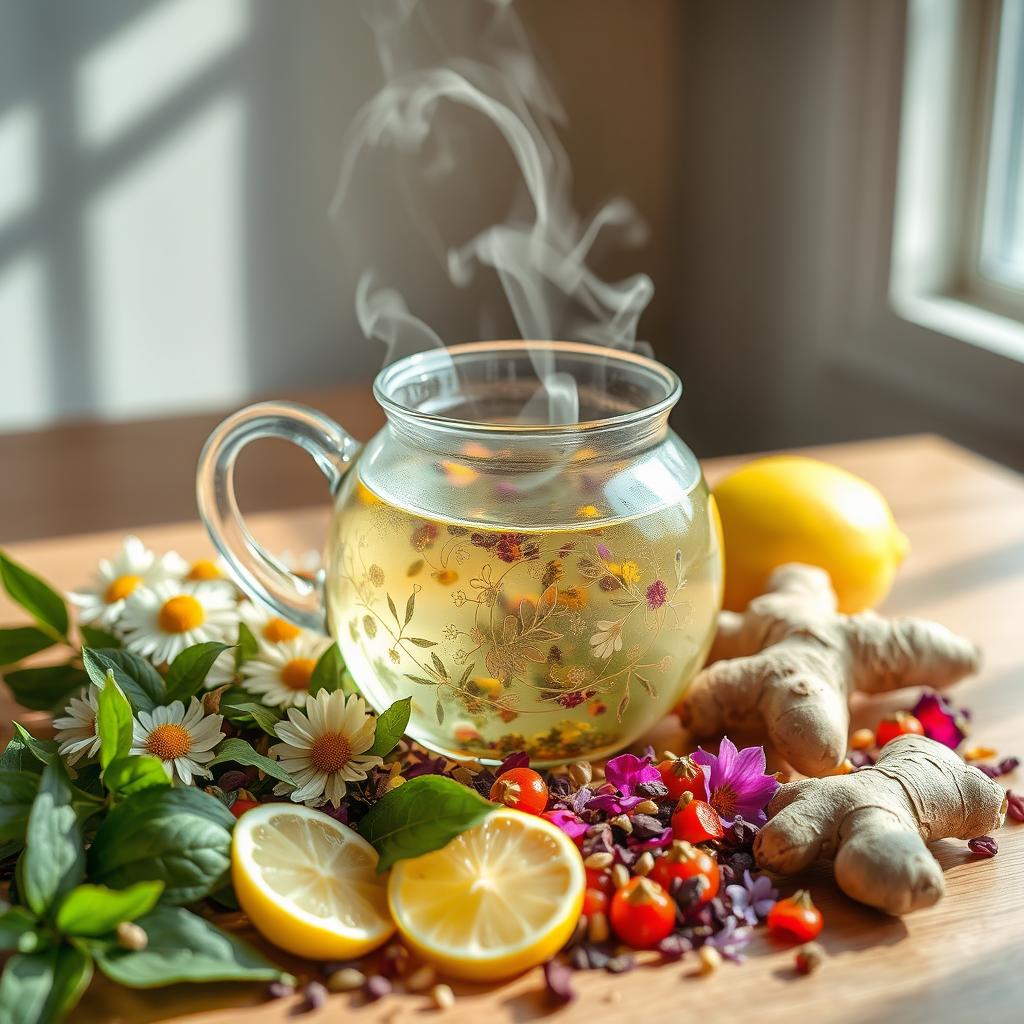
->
[543,959,575,1004]
[628,827,675,853]
[596,543,612,560]
[588,753,661,814]
[911,691,969,749]
[705,916,752,962]
[725,869,778,926]
[543,808,588,844]
[645,580,668,609]
[691,737,779,827]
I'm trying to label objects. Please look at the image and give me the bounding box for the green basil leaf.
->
[47,945,93,1023]
[358,775,493,872]
[0,945,94,1024]
[0,627,55,666]
[0,905,40,953]
[309,644,344,696]
[11,725,57,766]
[82,647,164,713]
[87,786,234,905]
[0,769,40,842]
[103,755,170,797]
[79,624,120,649]
[3,665,87,713]
[96,674,133,771]
[92,905,288,988]
[23,760,85,917]
[55,880,164,938]
[219,692,282,736]
[367,697,411,757]
[207,737,294,784]
[0,552,68,642]
[236,622,258,666]
[164,642,233,704]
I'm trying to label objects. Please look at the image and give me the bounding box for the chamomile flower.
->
[179,554,233,586]
[69,536,188,628]
[118,580,237,665]
[130,697,224,785]
[239,631,333,708]
[270,690,383,807]
[53,684,103,765]
[239,601,309,646]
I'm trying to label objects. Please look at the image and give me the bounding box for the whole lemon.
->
[713,455,908,613]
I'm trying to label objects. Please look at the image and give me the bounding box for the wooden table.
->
[3,434,1023,1023]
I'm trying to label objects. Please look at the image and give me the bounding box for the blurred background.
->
[2,0,1023,542]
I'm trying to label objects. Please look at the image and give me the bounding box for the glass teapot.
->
[197,341,722,766]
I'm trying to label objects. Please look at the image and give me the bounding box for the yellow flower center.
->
[187,559,222,581]
[105,574,142,603]
[262,617,301,643]
[157,595,205,634]
[280,657,316,691]
[310,732,352,774]
[146,722,192,760]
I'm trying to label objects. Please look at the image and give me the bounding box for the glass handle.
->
[196,401,360,632]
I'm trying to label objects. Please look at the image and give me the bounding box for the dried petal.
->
[543,959,576,1003]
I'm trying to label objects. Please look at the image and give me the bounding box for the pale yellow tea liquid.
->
[326,478,722,765]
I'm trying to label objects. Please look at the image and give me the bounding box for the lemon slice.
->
[387,808,585,981]
[232,803,394,960]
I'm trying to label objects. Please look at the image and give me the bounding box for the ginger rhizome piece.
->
[677,563,980,776]
[755,734,1006,914]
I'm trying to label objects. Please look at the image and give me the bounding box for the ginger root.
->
[755,734,1006,914]
[677,563,980,776]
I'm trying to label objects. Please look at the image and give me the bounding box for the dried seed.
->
[634,852,655,876]
[849,728,875,751]
[963,745,998,762]
[404,965,436,992]
[676,792,694,810]
[697,945,721,975]
[610,814,633,835]
[968,835,998,858]
[633,799,659,815]
[431,983,456,1010]
[365,975,392,1001]
[386,775,406,792]
[569,761,593,787]
[326,967,366,992]
[794,942,826,975]
[584,851,613,869]
[612,863,631,890]
[451,767,476,786]
[588,910,610,944]
[115,922,148,951]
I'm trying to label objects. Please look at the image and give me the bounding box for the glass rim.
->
[372,340,682,435]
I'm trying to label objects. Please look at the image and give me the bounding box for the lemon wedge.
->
[232,803,394,960]
[387,808,585,981]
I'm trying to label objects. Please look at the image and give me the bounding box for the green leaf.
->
[96,674,133,771]
[23,760,85,918]
[11,724,57,766]
[82,647,164,713]
[92,905,288,987]
[367,697,411,757]
[221,700,282,737]
[0,552,68,642]
[0,735,44,773]
[236,622,258,666]
[309,643,344,696]
[0,627,55,666]
[3,665,87,712]
[0,769,40,842]
[0,946,92,1024]
[164,641,233,704]
[358,775,493,872]
[87,786,234,905]
[56,880,164,938]
[207,737,294,785]
[103,755,170,797]
[79,624,120,649]
[0,906,40,953]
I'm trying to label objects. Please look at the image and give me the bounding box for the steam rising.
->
[330,0,654,423]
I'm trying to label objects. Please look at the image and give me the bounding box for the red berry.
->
[671,798,724,844]
[585,866,615,895]
[582,888,609,917]
[767,890,823,943]
[649,841,720,903]
[230,799,259,818]
[489,767,549,815]
[656,756,708,802]
[874,712,924,748]
[610,877,676,949]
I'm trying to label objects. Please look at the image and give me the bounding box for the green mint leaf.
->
[11,724,57,766]
[87,787,234,905]
[0,627,55,666]
[164,642,233,704]
[78,624,120,649]
[367,697,411,757]
[103,755,170,797]
[0,945,92,1024]
[55,880,164,938]
[96,674,133,771]
[0,769,40,843]
[0,552,68,642]
[0,905,40,953]
[3,665,87,713]
[207,737,294,785]
[236,622,258,666]
[92,905,288,988]
[218,692,282,736]
[358,775,493,872]
[82,647,164,713]
[24,760,85,918]
[309,644,344,695]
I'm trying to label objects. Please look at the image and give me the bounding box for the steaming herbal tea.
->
[325,475,722,764]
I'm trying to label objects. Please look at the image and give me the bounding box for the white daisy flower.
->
[203,648,238,690]
[53,683,103,765]
[118,580,238,666]
[239,632,334,708]
[239,600,311,646]
[130,697,224,785]
[270,690,383,807]
[69,536,188,628]
[178,554,236,588]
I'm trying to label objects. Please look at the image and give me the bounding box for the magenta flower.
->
[588,753,660,814]
[645,580,668,609]
[542,808,588,844]
[911,691,969,749]
[691,737,779,826]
